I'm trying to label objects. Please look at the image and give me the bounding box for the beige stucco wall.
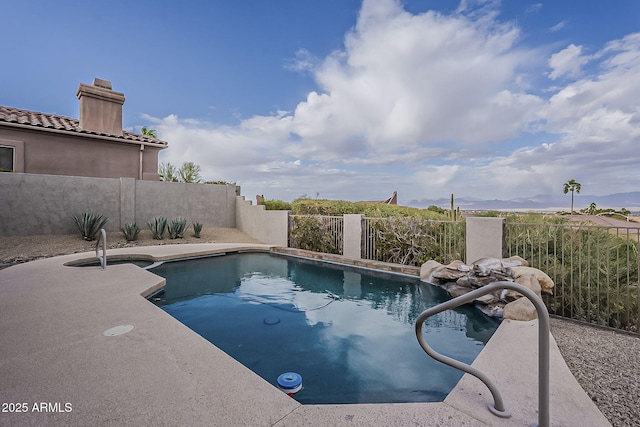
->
[343,214,364,259]
[0,173,237,236]
[235,196,289,246]
[465,217,506,263]
[0,126,162,181]
[135,180,237,228]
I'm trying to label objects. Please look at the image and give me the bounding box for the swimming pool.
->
[149,252,499,404]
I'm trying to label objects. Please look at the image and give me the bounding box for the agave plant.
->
[168,216,187,239]
[73,212,109,241]
[193,221,203,238]
[122,222,140,241]
[147,216,167,240]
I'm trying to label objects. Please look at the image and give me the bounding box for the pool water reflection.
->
[150,253,500,404]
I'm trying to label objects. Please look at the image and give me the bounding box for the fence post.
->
[343,214,364,259]
[465,217,506,264]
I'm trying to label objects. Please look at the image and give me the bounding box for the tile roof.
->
[0,105,167,146]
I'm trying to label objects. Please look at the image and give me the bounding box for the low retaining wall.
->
[235,196,289,246]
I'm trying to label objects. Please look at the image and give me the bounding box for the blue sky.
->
[3,0,640,205]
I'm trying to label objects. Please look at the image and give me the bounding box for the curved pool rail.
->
[95,228,107,270]
[415,281,550,427]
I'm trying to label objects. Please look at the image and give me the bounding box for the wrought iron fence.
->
[286,214,639,334]
[505,222,640,334]
[364,217,465,266]
[289,215,344,255]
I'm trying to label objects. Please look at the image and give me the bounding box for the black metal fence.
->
[286,214,639,334]
[363,217,465,265]
[505,222,639,334]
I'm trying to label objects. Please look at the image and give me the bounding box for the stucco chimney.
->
[76,78,125,136]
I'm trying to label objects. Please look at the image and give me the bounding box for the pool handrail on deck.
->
[416,281,550,427]
[95,228,107,270]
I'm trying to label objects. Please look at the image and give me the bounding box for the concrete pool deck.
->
[0,243,610,426]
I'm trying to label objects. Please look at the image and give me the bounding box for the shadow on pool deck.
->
[0,244,611,426]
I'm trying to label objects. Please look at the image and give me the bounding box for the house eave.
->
[0,120,168,149]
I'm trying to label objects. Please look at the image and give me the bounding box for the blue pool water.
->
[149,252,500,404]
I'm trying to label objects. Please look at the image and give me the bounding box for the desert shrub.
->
[122,222,140,241]
[263,199,292,210]
[73,212,108,241]
[290,216,342,254]
[148,217,167,240]
[168,217,187,239]
[506,221,639,332]
[426,205,446,215]
[204,180,236,185]
[193,222,203,238]
[291,198,449,220]
[369,217,465,265]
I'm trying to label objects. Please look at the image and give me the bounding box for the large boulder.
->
[501,274,542,302]
[504,297,537,321]
[420,260,443,282]
[503,255,529,267]
[508,266,554,294]
[420,260,471,284]
[432,260,469,281]
[471,256,528,276]
[457,271,512,288]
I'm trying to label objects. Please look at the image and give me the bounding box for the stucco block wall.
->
[343,214,364,259]
[235,196,289,246]
[0,173,237,236]
[135,180,236,228]
[465,217,506,263]
[0,173,121,235]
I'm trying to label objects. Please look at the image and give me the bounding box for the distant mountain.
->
[408,192,640,212]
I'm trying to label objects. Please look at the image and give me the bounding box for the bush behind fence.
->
[506,223,639,333]
[289,215,344,255]
[365,217,465,265]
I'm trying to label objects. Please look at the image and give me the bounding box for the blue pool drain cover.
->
[277,372,302,394]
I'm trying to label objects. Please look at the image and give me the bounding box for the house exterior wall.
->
[0,173,238,236]
[0,126,162,180]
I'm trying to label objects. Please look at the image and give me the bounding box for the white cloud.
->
[291,0,540,155]
[284,48,318,72]
[549,20,567,33]
[548,44,589,80]
[525,3,543,14]
[148,0,640,203]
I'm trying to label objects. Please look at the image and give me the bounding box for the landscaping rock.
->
[503,297,537,321]
[508,266,554,294]
[420,256,554,319]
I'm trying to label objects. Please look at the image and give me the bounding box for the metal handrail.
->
[415,281,549,427]
[95,228,107,270]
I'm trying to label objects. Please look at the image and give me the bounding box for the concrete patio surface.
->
[0,244,610,426]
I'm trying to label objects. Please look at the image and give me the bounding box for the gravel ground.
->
[550,317,640,426]
[1,231,639,426]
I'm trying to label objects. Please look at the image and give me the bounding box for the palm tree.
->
[141,126,157,138]
[563,179,582,214]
